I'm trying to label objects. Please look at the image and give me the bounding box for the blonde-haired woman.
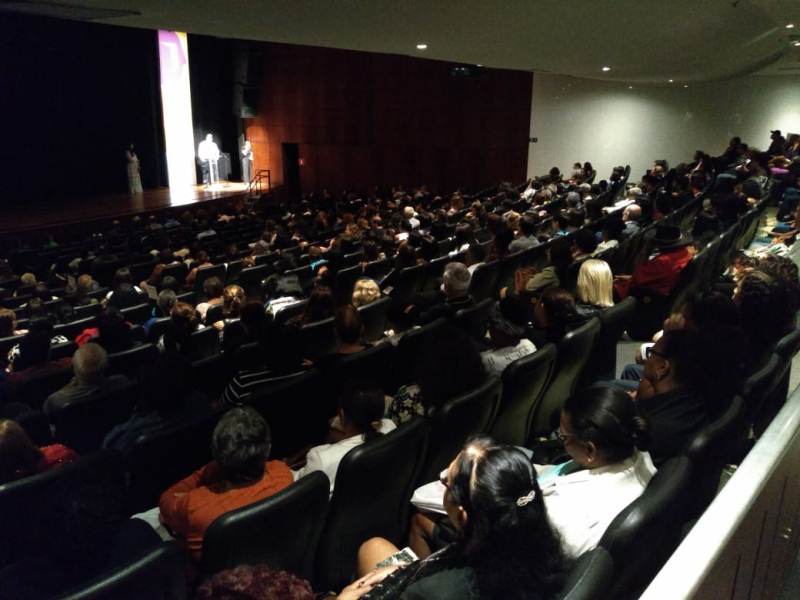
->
[576,259,614,318]
[352,277,380,308]
[213,284,245,330]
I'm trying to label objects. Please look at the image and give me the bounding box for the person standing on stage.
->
[198,134,221,188]
[241,140,253,186]
[125,144,143,194]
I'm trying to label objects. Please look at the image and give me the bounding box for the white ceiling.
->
[4,0,800,81]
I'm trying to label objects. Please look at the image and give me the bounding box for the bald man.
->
[44,343,130,416]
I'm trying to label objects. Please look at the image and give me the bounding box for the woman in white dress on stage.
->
[126,144,143,194]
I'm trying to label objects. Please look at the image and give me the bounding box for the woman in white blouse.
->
[294,384,395,493]
[538,385,657,558]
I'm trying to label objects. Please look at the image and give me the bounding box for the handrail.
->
[248,169,271,196]
[641,383,800,599]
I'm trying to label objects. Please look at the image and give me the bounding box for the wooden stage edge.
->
[0,183,251,236]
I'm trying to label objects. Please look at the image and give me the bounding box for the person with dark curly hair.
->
[340,437,567,600]
[159,407,292,561]
[195,564,314,600]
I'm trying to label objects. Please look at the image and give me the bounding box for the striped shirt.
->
[221,368,305,405]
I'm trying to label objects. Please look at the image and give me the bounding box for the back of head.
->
[448,436,566,599]
[0,419,43,485]
[576,259,613,308]
[72,342,108,384]
[335,304,363,345]
[195,564,314,600]
[112,268,133,291]
[564,385,646,463]
[339,383,385,441]
[261,322,305,374]
[212,407,271,484]
[539,287,578,333]
[682,291,740,330]
[657,329,703,390]
[0,307,16,337]
[97,306,130,349]
[157,289,177,316]
[735,270,787,353]
[352,278,380,308]
[170,302,198,336]
[573,228,598,255]
[442,262,471,298]
[203,276,224,300]
[222,285,245,318]
[519,215,537,237]
[548,237,573,272]
[305,285,335,322]
[239,301,268,336]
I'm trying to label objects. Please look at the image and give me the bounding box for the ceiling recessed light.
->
[476,64,483,67]
[683,84,689,88]
[628,85,633,89]
[668,79,674,83]
[601,66,611,72]
[787,23,795,29]
[416,43,427,50]
[794,41,800,46]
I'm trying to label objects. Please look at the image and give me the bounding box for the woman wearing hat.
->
[614,224,693,299]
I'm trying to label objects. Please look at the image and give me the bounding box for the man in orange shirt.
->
[159,407,293,561]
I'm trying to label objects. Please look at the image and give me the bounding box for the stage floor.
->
[0,183,250,235]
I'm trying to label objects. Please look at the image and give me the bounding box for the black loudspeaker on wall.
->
[233,43,262,118]
[240,87,259,118]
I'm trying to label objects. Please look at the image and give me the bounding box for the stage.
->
[0,183,251,236]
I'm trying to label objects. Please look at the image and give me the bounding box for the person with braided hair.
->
[337,437,567,600]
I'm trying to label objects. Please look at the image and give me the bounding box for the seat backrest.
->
[775,327,800,361]
[389,264,428,305]
[108,344,159,378]
[299,317,337,360]
[395,318,447,388]
[557,546,614,600]
[315,418,430,590]
[120,303,152,325]
[54,315,98,340]
[237,264,271,296]
[581,297,636,385]
[467,260,501,302]
[531,318,601,437]
[193,264,226,293]
[146,317,171,343]
[14,409,53,446]
[202,471,330,580]
[357,296,391,342]
[57,541,187,600]
[125,410,222,514]
[50,381,140,453]
[418,375,502,484]
[74,302,103,320]
[742,353,784,425]
[16,364,74,409]
[160,263,187,285]
[363,258,392,280]
[334,265,363,306]
[248,370,327,458]
[324,342,396,395]
[0,451,125,569]
[599,456,694,597]
[453,297,493,342]
[188,326,219,359]
[491,343,557,446]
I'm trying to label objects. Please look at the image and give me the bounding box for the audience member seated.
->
[595,219,624,254]
[158,406,293,561]
[480,297,536,377]
[345,437,566,600]
[621,204,643,238]
[734,269,793,368]
[287,285,335,327]
[4,320,72,401]
[158,302,201,356]
[325,305,367,360]
[294,384,395,494]
[66,274,100,307]
[143,289,176,336]
[0,418,77,484]
[195,564,314,600]
[633,329,707,465]
[571,228,598,262]
[508,215,540,253]
[614,225,693,299]
[522,237,574,297]
[575,259,614,318]
[44,343,131,416]
[195,276,224,323]
[139,263,164,301]
[387,327,485,425]
[212,284,246,331]
[464,242,486,275]
[105,268,145,309]
[184,250,212,289]
[414,262,474,324]
[220,323,306,406]
[530,287,588,347]
[220,300,271,355]
[0,307,26,338]
[352,278,381,308]
[77,306,136,353]
[104,354,202,452]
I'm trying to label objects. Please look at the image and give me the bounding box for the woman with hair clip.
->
[337,437,567,600]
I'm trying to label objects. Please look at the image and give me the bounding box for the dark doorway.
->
[282,143,301,202]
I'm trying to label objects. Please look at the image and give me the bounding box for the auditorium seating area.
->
[1,144,799,599]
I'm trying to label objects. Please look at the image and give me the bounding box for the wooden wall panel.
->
[245,42,531,196]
